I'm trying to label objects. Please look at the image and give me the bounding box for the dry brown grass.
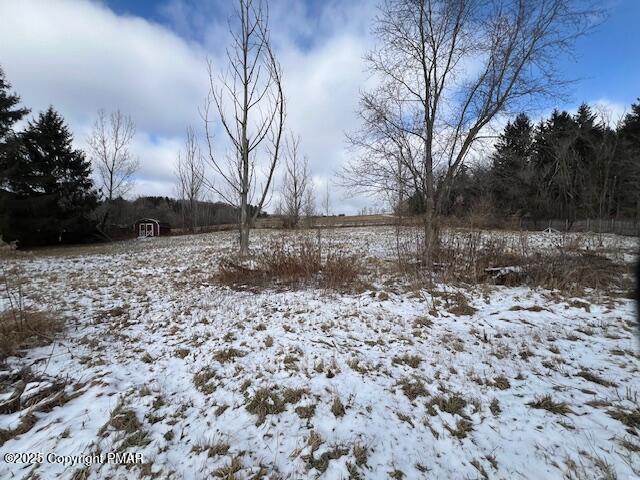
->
[426,394,468,417]
[0,309,62,360]
[295,404,316,419]
[576,369,617,388]
[193,368,217,394]
[527,395,573,415]
[217,238,363,290]
[523,252,629,295]
[607,407,640,429]
[303,445,349,474]
[398,377,428,401]
[0,413,37,447]
[446,418,474,439]
[392,354,422,368]
[492,375,511,390]
[213,456,242,478]
[427,232,630,294]
[245,388,286,425]
[213,348,246,364]
[331,396,346,417]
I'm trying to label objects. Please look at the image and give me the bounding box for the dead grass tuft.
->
[331,396,346,417]
[447,418,473,439]
[282,387,308,404]
[527,395,573,415]
[0,413,37,447]
[108,407,141,434]
[0,309,62,360]
[207,442,231,457]
[413,317,433,328]
[295,404,316,419]
[213,456,242,478]
[492,375,511,390]
[353,443,368,466]
[213,348,246,364]
[398,378,428,401]
[174,348,190,359]
[217,238,363,291]
[607,407,640,429]
[489,398,501,416]
[245,388,286,425]
[392,354,422,368]
[304,445,349,474]
[576,369,617,388]
[426,394,467,417]
[193,368,217,394]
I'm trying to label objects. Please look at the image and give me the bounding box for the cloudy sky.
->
[0,0,638,213]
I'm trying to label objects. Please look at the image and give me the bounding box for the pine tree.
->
[616,99,640,217]
[1,107,99,246]
[0,67,29,139]
[490,113,534,216]
[0,67,30,191]
[531,109,580,223]
[0,67,30,243]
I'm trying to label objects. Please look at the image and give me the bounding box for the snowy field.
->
[1,226,639,479]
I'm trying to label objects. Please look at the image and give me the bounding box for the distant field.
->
[171,214,412,235]
[1,226,639,479]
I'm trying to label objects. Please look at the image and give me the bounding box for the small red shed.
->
[135,218,171,237]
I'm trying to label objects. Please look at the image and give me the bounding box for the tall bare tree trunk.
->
[203,0,284,256]
[340,0,599,269]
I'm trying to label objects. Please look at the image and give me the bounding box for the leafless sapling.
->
[203,0,285,255]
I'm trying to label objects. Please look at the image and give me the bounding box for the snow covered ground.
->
[1,227,639,479]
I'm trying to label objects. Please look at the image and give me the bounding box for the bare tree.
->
[591,105,623,223]
[341,0,600,262]
[322,181,331,216]
[280,132,310,227]
[303,182,316,219]
[175,126,205,233]
[88,109,138,230]
[203,0,285,255]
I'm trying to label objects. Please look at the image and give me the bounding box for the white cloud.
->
[589,98,627,127]
[0,0,380,213]
[0,0,208,135]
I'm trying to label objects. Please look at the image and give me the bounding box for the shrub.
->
[217,237,362,290]
[426,231,629,294]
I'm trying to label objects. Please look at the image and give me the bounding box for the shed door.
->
[139,224,145,237]
[146,223,154,237]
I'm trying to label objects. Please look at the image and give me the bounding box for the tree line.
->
[432,102,640,225]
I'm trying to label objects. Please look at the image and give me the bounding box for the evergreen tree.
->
[0,67,30,243]
[0,67,29,139]
[0,67,30,193]
[1,107,99,246]
[532,109,580,223]
[616,99,640,218]
[572,104,617,219]
[489,113,534,216]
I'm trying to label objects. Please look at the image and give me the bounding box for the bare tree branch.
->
[87,108,138,230]
[203,0,285,255]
